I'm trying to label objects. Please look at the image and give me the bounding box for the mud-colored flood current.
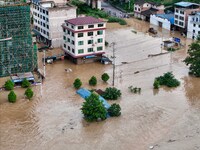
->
[0,19,200,150]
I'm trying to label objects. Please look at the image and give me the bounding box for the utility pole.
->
[111,42,116,87]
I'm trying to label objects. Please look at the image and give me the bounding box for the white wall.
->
[187,14,200,39]
[150,15,171,30]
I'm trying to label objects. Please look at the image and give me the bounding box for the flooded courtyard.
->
[0,19,200,150]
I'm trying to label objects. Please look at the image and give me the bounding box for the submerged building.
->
[0,2,37,77]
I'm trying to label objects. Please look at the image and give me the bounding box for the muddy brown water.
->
[0,19,200,150]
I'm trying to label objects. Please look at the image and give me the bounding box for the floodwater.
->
[0,18,200,150]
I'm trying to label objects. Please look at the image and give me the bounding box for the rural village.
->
[0,0,200,149]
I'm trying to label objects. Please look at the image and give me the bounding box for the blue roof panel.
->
[156,14,174,24]
[175,2,199,7]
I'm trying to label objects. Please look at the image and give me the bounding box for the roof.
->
[135,0,162,6]
[65,16,104,25]
[175,2,199,8]
[141,8,159,17]
[156,13,174,24]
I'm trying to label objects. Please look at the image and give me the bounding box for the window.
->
[97,30,103,35]
[198,31,200,34]
[138,8,140,11]
[179,16,184,20]
[97,38,103,43]
[47,32,49,36]
[43,23,45,27]
[67,38,70,42]
[88,32,93,36]
[180,11,184,14]
[46,11,48,15]
[67,30,70,35]
[193,30,195,33]
[175,20,178,24]
[43,10,45,14]
[194,24,196,27]
[47,25,49,29]
[88,25,94,28]
[78,26,84,29]
[72,32,74,37]
[176,9,178,13]
[199,25,200,28]
[78,33,84,37]
[97,46,103,51]
[135,7,137,11]
[63,36,66,40]
[43,16,45,20]
[88,40,93,44]
[179,21,184,26]
[43,30,46,34]
[46,18,49,22]
[71,25,74,29]
[78,49,84,54]
[78,41,84,45]
[68,46,70,51]
[63,28,66,32]
[88,48,93,52]
[175,15,178,19]
[72,48,75,53]
[98,24,104,27]
[64,44,66,48]
[71,40,75,45]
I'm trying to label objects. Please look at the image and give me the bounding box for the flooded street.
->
[1,19,200,150]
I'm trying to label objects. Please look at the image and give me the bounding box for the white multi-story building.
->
[174,2,199,32]
[31,1,76,48]
[187,12,200,39]
[62,16,106,64]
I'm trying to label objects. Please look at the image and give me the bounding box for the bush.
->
[155,72,180,88]
[105,41,109,47]
[108,103,121,117]
[81,93,107,122]
[8,90,17,103]
[25,88,34,100]
[101,73,110,82]
[21,78,31,88]
[73,78,82,89]
[89,76,97,86]
[4,80,14,90]
[153,80,160,89]
[108,17,127,25]
[102,87,121,100]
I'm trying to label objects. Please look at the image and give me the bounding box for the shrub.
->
[81,93,107,122]
[155,72,180,88]
[21,78,31,88]
[89,76,97,86]
[107,17,127,25]
[4,80,14,90]
[8,90,17,103]
[101,73,110,82]
[73,78,82,89]
[153,80,160,89]
[102,87,121,100]
[25,88,34,100]
[105,41,109,47]
[108,103,121,117]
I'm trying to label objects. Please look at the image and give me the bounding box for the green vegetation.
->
[128,86,141,93]
[101,73,110,82]
[8,90,17,103]
[109,0,134,12]
[155,72,180,88]
[184,42,200,77]
[108,103,121,117]
[153,79,160,89]
[105,41,109,47]
[21,78,31,88]
[89,76,97,86]
[71,0,127,25]
[102,87,121,100]
[81,93,107,122]
[73,78,82,89]
[4,80,14,91]
[25,88,34,100]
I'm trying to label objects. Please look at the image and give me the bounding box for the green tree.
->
[73,78,82,89]
[184,42,200,77]
[81,93,107,122]
[4,80,14,90]
[8,90,17,103]
[153,79,160,89]
[102,87,121,100]
[21,78,31,88]
[101,73,110,82]
[108,103,121,117]
[25,88,34,100]
[89,76,97,86]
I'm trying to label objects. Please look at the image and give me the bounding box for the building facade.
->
[134,0,164,21]
[187,12,200,39]
[62,16,106,64]
[31,1,76,48]
[0,3,37,77]
[150,14,174,30]
[174,2,199,32]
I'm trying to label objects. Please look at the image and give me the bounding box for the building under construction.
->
[0,1,37,77]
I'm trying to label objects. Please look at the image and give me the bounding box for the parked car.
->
[148,28,157,34]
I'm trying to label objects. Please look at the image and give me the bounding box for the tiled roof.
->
[65,16,104,25]
[141,8,159,17]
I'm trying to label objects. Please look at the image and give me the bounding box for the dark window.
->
[98,24,104,27]
[88,32,93,36]
[78,33,84,37]
[78,26,84,29]
[64,44,66,48]
[88,48,93,52]
[47,25,49,29]
[97,46,103,51]
[72,32,74,37]
[68,46,70,51]
[78,49,84,54]
[71,40,75,45]
[97,30,103,35]
[88,40,93,44]
[88,25,94,28]
[72,48,75,53]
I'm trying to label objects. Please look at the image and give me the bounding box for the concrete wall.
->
[150,14,171,30]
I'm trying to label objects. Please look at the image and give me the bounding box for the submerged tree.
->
[8,90,17,103]
[25,88,34,100]
[73,78,82,89]
[4,80,14,90]
[184,42,200,77]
